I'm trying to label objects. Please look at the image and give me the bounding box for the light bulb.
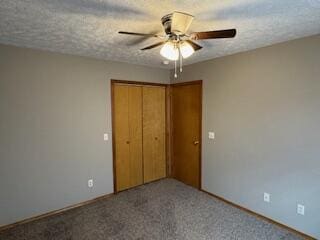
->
[179,41,195,59]
[160,42,179,61]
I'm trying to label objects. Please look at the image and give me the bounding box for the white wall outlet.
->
[103,133,108,141]
[88,179,93,188]
[297,204,305,215]
[208,132,215,139]
[264,192,270,202]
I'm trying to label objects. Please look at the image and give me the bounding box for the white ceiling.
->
[0,0,320,68]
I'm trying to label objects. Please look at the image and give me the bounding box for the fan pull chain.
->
[174,59,177,78]
[180,51,183,73]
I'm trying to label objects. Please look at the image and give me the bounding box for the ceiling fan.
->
[119,11,236,77]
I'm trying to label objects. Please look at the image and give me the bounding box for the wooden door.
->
[171,81,202,188]
[142,86,166,183]
[113,84,143,191]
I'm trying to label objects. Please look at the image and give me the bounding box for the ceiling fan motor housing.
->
[161,13,172,34]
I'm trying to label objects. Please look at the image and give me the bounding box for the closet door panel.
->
[114,84,143,191]
[128,86,143,188]
[143,86,166,183]
[114,85,130,191]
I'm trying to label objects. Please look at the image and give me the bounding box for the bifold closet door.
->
[113,84,143,191]
[142,86,166,183]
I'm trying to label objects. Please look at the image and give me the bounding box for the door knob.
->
[193,141,199,145]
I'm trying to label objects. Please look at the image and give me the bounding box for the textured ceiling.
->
[0,0,320,68]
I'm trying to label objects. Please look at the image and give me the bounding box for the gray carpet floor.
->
[0,179,303,240]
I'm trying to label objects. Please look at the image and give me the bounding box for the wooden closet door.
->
[142,86,166,183]
[171,82,202,189]
[113,84,143,191]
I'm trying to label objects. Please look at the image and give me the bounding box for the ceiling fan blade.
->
[191,29,236,40]
[141,42,165,50]
[186,40,203,51]
[171,11,194,34]
[119,31,158,37]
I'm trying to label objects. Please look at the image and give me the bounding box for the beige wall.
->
[171,34,320,238]
[0,44,169,226]
[1,34,319,238]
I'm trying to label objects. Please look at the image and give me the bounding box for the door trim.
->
[170,80,203,189]
[111,79,168,87]
[111,79,169,193]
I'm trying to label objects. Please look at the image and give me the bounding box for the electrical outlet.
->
[103,133,108,141]
[297,204,305,215]
[264,192,270,203]
[88,179,93,188]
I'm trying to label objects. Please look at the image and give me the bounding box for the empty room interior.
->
[1,1,320,239]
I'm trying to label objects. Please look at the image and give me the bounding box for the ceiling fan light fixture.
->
[179,41,195,59]
[160,41,179,61]
[120,12,236,77]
